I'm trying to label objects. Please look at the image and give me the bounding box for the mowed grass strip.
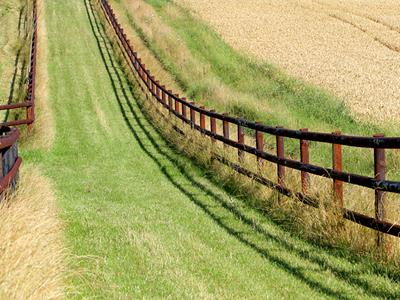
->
[19,0,400,298]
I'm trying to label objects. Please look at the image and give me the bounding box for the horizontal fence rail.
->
[0,0,37,196]
[99,0,400,242]
[0,127,21,196]
[0,0,37,130]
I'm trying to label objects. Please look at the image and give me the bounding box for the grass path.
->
[20,0,400,298]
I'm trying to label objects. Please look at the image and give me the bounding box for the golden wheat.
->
[174,0,400,130]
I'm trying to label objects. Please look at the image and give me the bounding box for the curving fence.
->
[99,0,400,243]
[0,0,37,130]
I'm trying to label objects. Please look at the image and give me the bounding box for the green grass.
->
[110,0,400,182]
[18,0,400,298]
[0,0,30,122]
[132,0,388,134]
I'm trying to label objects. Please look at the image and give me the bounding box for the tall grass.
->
[114,0,400,183]
[105,0,400,262]
[0,165,65,299]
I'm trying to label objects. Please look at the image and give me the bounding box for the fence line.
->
[0,0,38,196]
[99,0,400,243]
[0,0,37,129]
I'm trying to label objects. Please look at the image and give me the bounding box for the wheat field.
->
[174,0,400,129]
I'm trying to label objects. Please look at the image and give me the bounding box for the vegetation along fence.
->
[100,0,400,245]
[0,0,37,197]
[0,0,37,129]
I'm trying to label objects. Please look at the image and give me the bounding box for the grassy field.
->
[111,0,400,176]
[9,0,400,297]
[109,0,400,231]
[174,0,400,129]
[0,0,29,105]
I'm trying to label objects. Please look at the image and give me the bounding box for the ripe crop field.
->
[2,0,400,297]
[174,0,400,129]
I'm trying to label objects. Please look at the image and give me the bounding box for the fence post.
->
[174,94,180,115]
[190,102,196,128]
[146,72,151,97]
[138,60,143,77]
[161,85,166,105]
[300,128,310,194]
[181,97,187,122]
[238,123,245,162]
[168,90,173,113]
[155,81,160,100]
[200,106,206,133]
[255,121,264,168]
[210,110,216,143]
[151,77,156,96]
[374,134,386,249]
[222,113,229,148]
[276,126,285,188]
[332,131,343,208]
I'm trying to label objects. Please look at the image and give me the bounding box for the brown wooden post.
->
[155,81,160,100]
[174,94,180,114]
[374,133,386,248]
[181,97,187,121]
[276,126,285,188]
[332,131,343,208]
[255,121,264,168]
[146,72,151,96]
[168,90,173,113]
[133,51,137,68]
[210,110,216,143]
[138,60,144,79]
[222,113,229,148]
[300,128,310,194]
[190,102,196,128]
[237,124,245,162]
[200,106,206,133]
[161,85,166,105]
[151,77,156,96]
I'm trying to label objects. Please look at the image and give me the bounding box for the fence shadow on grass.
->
[85,1,400,298]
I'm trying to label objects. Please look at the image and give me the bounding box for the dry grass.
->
[104,1,400,262]
[0,0,29,106]
[0,165,65,299]
[22,0,55,150]
[122,0,270,118]
[174,0,400,130]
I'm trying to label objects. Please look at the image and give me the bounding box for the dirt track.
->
[174,0,400,128]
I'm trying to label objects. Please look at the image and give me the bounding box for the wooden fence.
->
[0,0,37,130]
[100,0,400,244]
[0,0,38,197]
